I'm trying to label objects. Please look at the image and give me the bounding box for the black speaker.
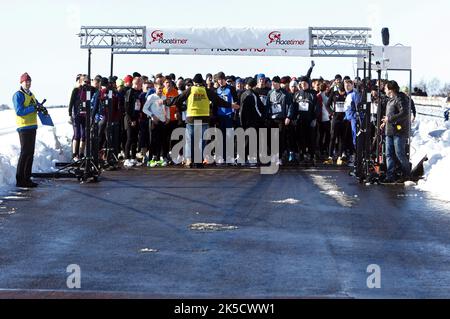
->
[382,28,390,46]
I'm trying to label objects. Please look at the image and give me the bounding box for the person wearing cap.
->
[215,71,239,165]
[254,73,269,105]
[292,76,320,164]
[265,76,295,166]
[330,74,343,93]
[123,75,133,89]
[235,78,245,95]
[239,77,266,165]
[172,73,239,168]
[13,73,40,187]
[280,76,291,92]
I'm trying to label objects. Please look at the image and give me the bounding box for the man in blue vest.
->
[216,71,239,165]
[12,73,42,188]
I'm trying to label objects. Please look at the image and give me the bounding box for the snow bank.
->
[0,108,72,187]
[411,116,450,202]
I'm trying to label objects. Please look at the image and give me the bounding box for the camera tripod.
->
[32,85,100,183]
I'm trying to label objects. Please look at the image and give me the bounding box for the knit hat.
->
[256,73,266,80]
[116,79,125,87]
[101,77,109,87]
[20,72,31,83]
[123,75,133,84]
[289,80,298,87]
[246,77,257,87]
[298,76,310,83]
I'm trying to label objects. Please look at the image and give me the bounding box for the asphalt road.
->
[0,167,449,298]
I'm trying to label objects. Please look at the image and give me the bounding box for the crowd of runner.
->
[68,61,416,173]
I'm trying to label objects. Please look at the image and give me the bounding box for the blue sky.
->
[0,0,449,105]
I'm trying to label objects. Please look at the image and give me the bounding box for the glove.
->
[311,60,315,68]
[36,105,48,115]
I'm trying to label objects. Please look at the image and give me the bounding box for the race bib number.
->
[371,103,378,114]
[260,95,267,105]
[335,102,345,113]
[344,95,353,110]
[271,103,282,114]
[135,100,142,111]
[298,101,309,112]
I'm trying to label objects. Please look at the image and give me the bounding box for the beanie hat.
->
[246,77,257,87]
[116,79,125,87]
[123,75,133,84]
[20,72,31,83]
[101,77,109,87]
[298,76,310,83]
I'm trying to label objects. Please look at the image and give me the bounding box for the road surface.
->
[0,167,449,298]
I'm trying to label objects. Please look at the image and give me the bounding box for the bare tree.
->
[438,83,450,97]
[427,78,441,96]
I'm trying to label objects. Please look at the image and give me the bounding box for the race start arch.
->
[78,26,372,76]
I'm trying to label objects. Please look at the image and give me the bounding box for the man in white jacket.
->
[143,83,170,167]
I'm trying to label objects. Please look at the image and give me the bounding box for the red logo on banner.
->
[150,30,164,43]
[266,31,281,46]
[148,29,188,45]
[266,31,306,47]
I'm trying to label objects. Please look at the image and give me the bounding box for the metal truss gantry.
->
[310,27,372,57]
[78,26,372,58]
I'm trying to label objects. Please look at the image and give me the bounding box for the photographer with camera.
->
[13,73,45,188]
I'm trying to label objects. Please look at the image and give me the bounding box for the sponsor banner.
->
[357,46,412,70]
[169,48,311,57]
[146,27,310,50]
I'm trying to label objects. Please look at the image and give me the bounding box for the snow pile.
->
[411,116,450,202]
[0,108,72,187]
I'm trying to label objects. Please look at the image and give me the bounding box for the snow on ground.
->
[0,108,72,187]
[411,115,450,202]
[0,108,449,203]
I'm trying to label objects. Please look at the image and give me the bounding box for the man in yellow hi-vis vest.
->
[173,74,239,167]
[12,73,39,188]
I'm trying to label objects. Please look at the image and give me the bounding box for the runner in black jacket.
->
[292,76,319,163]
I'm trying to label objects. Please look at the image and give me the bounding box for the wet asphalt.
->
[0,166,449,298]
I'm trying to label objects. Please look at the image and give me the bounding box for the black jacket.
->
[68,85,96,117]
[265,88,294,120]
[385,92,410,137]
[293,89,319,123]
[124,88,142,128]
[326,91,347,122]
[239,89,266,128]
